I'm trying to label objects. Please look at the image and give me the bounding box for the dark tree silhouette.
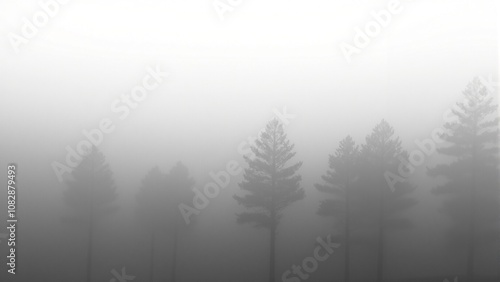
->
[428,77,499,282]
[315,135,359,282]
[136,166,166,282]
[234,118,305,282]
[165,162,196,282]
[358,120,416,282]
[62,146,118,282]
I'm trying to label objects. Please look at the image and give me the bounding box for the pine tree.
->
[234,118,305,282]
[316,135,358,282]
[359,120,416,282]
[165,162,195,282]
[62,146,118,282]
[136,166,166,282]
[135,162,194,282]
[428,77,499,282]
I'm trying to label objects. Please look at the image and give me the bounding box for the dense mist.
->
[0,1,499,282]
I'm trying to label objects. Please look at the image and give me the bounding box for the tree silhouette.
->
[62,146,118,282]
[428,77,499,282]
[165,162,196,282]
[234,118,305,282]
[136,162,194,282]
[358,120,416,282]
[315,135,358,282]
[136,166,166,282]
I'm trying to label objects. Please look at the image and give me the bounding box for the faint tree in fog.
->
[136,162,194,282]
[165,162,196,282]
[359,120,416,282]
[136,166,166,282]
[62,146,118,282]
[315,135,358,282]
[428,78,499,282]
[234,118,305,282]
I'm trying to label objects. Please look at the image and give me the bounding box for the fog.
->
[0,0,499,282]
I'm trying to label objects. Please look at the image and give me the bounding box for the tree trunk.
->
[86,215,94,282]
[86,158,95,282]
[171,226,179,282]
[344,180,351,282]
[466,197,476,282]
[466,124,478,282]
[376,147,387,282]
[376,180,385,282]
[149,231,156,282]
[269,222,276,282]
[269,129,277,282]
[466,155,477,282]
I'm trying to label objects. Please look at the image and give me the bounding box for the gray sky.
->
[1,0,498,191]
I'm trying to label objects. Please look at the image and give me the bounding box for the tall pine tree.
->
[428,77,499,282]
[136,162,194,282]
[165,162,196,282]
[234,118,305,282]
[316,135,359,282]
[136,166,166,282]
[359,120,416,282]
[62,146,118,282]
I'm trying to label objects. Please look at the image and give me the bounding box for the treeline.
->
[62,77,499,282]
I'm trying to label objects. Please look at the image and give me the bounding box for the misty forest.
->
[1,1,500,282]
[2,77,498,282]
